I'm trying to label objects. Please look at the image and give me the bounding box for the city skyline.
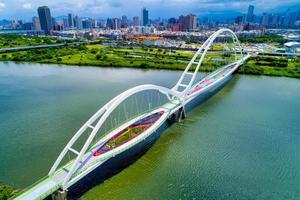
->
[1,0,300,20]
[3,3,300,33]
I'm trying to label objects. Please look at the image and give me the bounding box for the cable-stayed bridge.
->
[13,28,250,200]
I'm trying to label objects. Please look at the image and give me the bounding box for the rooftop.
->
[284,41,300,47]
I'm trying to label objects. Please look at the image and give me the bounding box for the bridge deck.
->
[13,55,250,200]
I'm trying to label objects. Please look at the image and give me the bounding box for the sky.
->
[0,0,300,20]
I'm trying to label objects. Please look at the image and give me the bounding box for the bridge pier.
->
[178,107,186,122]
[51,189,68,200]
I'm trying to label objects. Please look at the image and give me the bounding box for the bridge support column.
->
[178,106,186,122]
[51,189,68,200]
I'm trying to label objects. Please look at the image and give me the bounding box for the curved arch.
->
[173,28,242,95]
[48,28,246,191]
[48,84,182,189]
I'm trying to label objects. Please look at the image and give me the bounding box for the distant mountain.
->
[270,3,300,13]
[200,10,243,20]
[0,19,11,26]
[55,16,67,21]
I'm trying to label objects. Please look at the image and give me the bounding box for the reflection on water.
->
[0,62,300,200]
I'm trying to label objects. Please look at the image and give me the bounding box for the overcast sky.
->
[0,0,299,20]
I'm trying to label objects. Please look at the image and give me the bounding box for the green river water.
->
[0,61,300,200]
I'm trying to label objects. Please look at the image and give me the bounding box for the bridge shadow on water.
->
[63,113,185,199]
[60,117,184,200]
[45,75,242,200]
[65,144,156,199]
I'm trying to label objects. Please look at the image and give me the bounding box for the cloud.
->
[0,2,5,9]
[22,3,32,9]
[108,0,122,8]
[0,0,299,19]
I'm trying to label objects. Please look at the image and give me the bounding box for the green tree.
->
[0,184,16,200]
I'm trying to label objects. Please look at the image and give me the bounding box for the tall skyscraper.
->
[63,18,69,28]
[32,16,41,31]
[283,12,298,28]
[246,5,255,23]
[37,6,53,34]
[68,13,74,28]
[106,18,113,29]
[133,16,140,27]
[121,15,128,28]
[82,19,92,29]
[179,14,197,31]
[92,19,98,28]
[270,14,280,28]
[74,16,82,29]
[112,18,121,30]
[141,8,149,26]
[261,13,270,27]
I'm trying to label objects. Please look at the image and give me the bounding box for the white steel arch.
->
[49,28,245,191]
[173,28,242,95]
[48,84,182,189]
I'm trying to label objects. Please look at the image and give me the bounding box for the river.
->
[0,62,300,200]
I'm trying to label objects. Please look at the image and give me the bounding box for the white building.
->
[284,42,300,53]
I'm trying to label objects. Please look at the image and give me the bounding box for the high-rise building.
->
[188,14,197,31]
[18,20,24,29]
[235,16,243,25]
[63,18,68,28]
[283,12,298,28]
[179,14,197,31]
[74,16,82,29]
[168,18,177,24]
[141,8,149,26]
[97,20,106,28]
[133,16,140,27]
[270,14,280,28]
[82,19,92,29]
[246,5,255,23]
[106,18,113,29]
[52,17,57,27]
[52,18,63,31]
[32,16,41,30]
[37,6,53,34]
[68,13,74,28]
[112,18,121,30]
[121,15,128,28]
[23,22,33,30]
[261,13,270,27]
[92,19,97,28]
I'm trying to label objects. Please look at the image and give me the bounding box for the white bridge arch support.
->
[173,28,242,96]
[48,84,182,190]
[48,28,247,192]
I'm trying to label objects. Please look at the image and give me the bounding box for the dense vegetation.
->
[239,35,287,45]
[239,56,300,78]
[0,41,299,78]
[0,183,17,200]
[0,34,61,49]
[0,44,237,72]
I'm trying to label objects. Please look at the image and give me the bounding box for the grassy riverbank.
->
[0,183,17,200]
[0,44,299,78]
[240,56,300,78]
[0,35,61,49]
[0,44,237,71]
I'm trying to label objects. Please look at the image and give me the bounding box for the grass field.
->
[0,43,299,78]
[0,35,60,49]
[239,56,300,78]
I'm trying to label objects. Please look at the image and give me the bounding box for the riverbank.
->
[0,183,17,199]
[0,44,299,78]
